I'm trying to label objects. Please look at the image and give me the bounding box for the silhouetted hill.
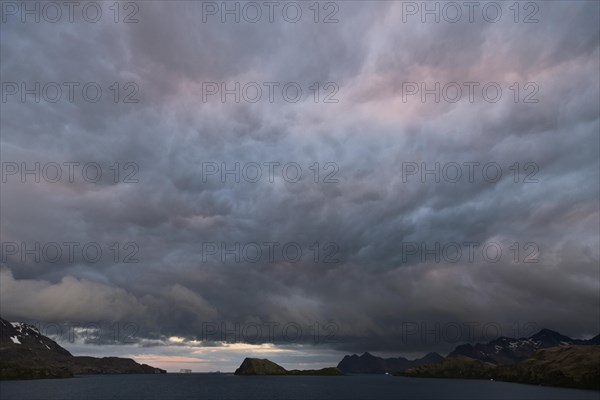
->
[337,351,443,374]
[0,317,166,380]
[234,358,342,376]
[234,358,287,375]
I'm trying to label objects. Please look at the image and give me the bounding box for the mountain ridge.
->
[0,317,166,380]
[337,328,599,373]
[337,351,444,374]
[447,328,599,365]
[401,345,600,390]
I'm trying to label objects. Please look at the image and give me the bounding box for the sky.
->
[0,0,599,372]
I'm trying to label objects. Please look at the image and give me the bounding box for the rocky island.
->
[234,358,343,376]
[0,317,166,380]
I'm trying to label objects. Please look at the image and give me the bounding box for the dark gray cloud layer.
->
[1,1,599,367]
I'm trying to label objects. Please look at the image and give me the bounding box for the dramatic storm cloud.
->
[1,1,598,371]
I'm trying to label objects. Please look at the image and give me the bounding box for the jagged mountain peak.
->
[448,328,599,365]
[1,316,165,379]
[0,316,72,356]
[529,328,572,340]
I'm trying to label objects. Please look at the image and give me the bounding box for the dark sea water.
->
[0,374,598,400]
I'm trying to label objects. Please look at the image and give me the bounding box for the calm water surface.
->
[1,374,598,400]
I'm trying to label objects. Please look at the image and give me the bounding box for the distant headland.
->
[234,358,342,376]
